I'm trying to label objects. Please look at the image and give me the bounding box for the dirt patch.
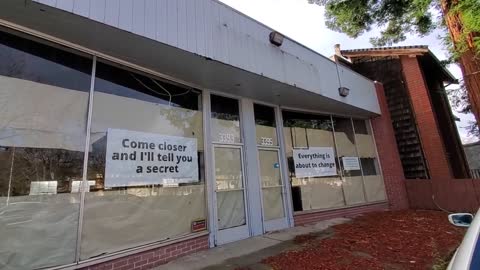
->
[262,210,465,270]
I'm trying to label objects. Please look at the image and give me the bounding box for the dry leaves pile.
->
[263,210,465,270]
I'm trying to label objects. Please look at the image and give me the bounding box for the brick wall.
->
[371,82,410,210]
[390,56,480,212]
[400,55,453,178]
[406,178,480,212]
[80,235,208,270]
[294,202,389,226]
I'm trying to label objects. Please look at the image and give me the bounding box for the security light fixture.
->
[269,31,284,47]
[338,87,350,97]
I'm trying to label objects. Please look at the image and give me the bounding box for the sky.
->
[219,0,478,143]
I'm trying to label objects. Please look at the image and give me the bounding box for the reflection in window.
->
[211,95,241,144]
[71,180,96,193]
[81,60,206,260]
[0,30,91,269]
[0,30,92,91]
[28,181,58,195]
[254,104,278,146]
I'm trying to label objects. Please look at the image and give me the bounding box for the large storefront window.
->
[283,111,344,212]
[0,31,92,269]
[283,110,387,213]
[81,61,206,259]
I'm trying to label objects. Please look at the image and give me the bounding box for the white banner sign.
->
[293,147,337,178]
[342,157,361,171]
[105,129,198,187]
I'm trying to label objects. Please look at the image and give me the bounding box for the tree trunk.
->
[460,49,480,128]
[441,0,480,129]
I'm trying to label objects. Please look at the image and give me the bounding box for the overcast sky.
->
[219,0,478,143]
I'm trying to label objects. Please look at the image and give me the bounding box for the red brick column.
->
[400,56,452,178]
[371,82,409,210]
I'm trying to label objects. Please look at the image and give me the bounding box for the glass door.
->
[210,95,250,245]
[254,104,288,232]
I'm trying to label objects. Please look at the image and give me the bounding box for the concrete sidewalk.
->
[154,218,350,270]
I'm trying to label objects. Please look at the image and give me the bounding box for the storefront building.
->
[0,1,407,269]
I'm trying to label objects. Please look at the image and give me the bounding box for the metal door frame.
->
[252,102,290,232]
[206,92,252,246]
[204,91,295,247]
[257,147,289,232]
[212,144,250,245]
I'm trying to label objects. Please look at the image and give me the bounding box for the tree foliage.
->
[447,81,480,138]
[309,0,480,139]
[448,0,480,56]
[309,0,479,51]
[309,0,438,46]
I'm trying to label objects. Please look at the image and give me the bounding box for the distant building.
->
[335,45,471,180]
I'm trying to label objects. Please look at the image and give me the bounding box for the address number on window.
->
[261,137,274,146]
[219,133,235,143]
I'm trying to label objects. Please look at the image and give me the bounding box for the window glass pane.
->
[0,30,92,91]
[0,31,91,269]
[217,190,246,229]
[214,147,246,229]
[211,95,241,143]
[353,119,368,135]
[259,150,282,187]
[254,104,278,146]
[215,148,244,191]
[283,111,344,212]
[262,187,284,221]
[333,117,365,205]
[81,61,205,260]
[354,120,387,202]
[259,150,284,221]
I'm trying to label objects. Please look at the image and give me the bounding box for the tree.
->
[309,0,480,140]
[447,79,480,138]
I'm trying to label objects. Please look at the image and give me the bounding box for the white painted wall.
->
[33,0,379,114]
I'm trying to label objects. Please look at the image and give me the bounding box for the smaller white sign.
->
[293,147,337,178]
[71,180,96,193]
[342,157,361,171]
